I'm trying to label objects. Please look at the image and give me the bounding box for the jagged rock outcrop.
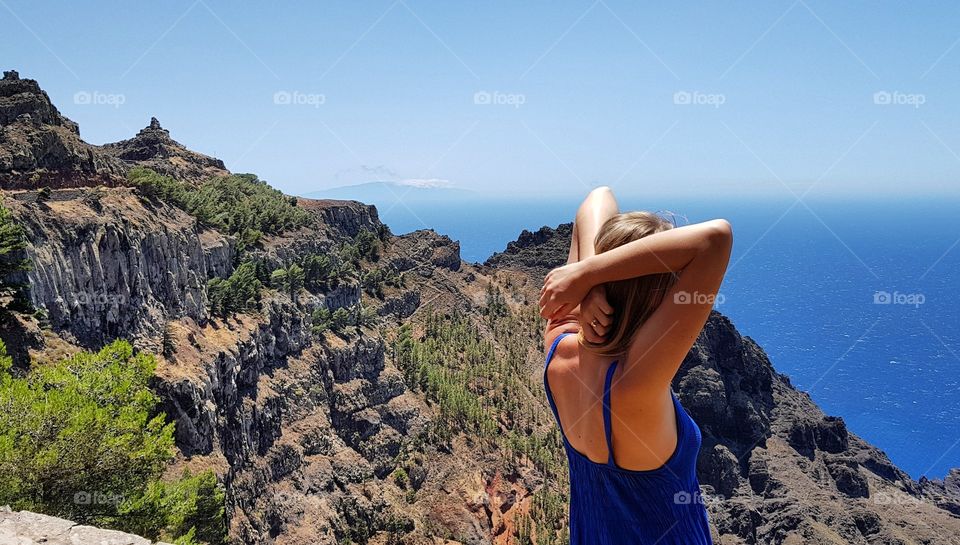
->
[0,70,74,128]
[102,117,229,183]
[484,222,572,271]
[153,290,430,544]
[920,469,960,516]
[295,197,382,239]
[0,70,127,188]
[388,229,462,276]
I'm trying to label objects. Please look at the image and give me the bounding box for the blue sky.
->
[4,0,960,198]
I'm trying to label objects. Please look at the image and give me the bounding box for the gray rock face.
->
[378,290,420,318]
[159,297,312,459]
[920,468,960,516]
[4,187,233,347]
[0,71,72,128]
[152,289,426,543]
[319,283,361,311]
[0,506,168,545]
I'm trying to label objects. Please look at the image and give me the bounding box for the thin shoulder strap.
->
[602,360,620,466]
[543,332,575,439]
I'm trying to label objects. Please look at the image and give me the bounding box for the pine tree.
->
[0,203,29,302]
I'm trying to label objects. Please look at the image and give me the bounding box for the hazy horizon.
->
[5,1,960,200]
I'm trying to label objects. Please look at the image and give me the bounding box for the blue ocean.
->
[365,194,960,480]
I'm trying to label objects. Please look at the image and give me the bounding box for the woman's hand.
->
[539,260,592,320]
[579,284,614,343]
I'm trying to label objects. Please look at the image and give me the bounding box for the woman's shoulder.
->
[544,323,579,359]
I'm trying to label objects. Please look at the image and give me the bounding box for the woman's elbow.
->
[705,219,733,251]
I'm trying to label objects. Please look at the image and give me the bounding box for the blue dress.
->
[544,332,713,544]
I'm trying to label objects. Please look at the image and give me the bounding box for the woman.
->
[538,186,732,544]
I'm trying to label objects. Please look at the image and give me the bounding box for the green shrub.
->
[338,241,361,267]
[311,307,332,335]
[0,203,29,301]
[130,167,186,204]
[390,467,409,488]
[357,304,378,329]
[270,263,305,302]
[130,168,310,251]
[303,253,337,292]
[0,340,174,520]
[0,340,227,544]
[355,228,381,261]
[331,307,351,331]
[361,268,384,297]
[120,469,227,545]
[208,261,262,317]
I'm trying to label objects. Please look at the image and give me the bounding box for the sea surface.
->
[340,193,960,479]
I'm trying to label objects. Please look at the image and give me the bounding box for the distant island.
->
[304,180,477,204]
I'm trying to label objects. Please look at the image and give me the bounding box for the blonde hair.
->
[578,211,679,356]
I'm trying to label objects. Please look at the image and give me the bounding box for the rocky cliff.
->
[0,71,228,190]
[3,70,960,545]
[0,70,126,189]
[4,186,233,348]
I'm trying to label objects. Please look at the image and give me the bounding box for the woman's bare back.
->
[544,329,680,471]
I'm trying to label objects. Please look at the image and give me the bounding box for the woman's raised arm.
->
[539,219,732,320]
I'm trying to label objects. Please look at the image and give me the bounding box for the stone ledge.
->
[0,506,173,545]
